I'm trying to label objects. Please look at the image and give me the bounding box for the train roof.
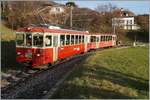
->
[16,27,89,34]
[90,33,116,36]
[16,26,116,36]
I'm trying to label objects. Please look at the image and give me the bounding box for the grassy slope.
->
[53,46,149,99]
[1,23,17,70]
[1,23,15,41]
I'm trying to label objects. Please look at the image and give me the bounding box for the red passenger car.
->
[16,26,116,68]
[16,26,89,68]
[87,34,117,50]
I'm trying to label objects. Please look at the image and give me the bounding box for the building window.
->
[56,7,60,12]
[130,20,132,24]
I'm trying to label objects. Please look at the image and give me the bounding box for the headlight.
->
[25,52,32,58]
[37,54,40,56]
[17,52,21,55]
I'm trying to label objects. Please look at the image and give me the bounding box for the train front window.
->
[33,34,43,47]
[16,34,24,46]
[45,35,52,47]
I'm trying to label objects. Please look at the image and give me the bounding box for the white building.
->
[112,17,140,30]
[49,7,65,14]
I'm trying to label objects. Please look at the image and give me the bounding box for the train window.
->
[26,34,32,46]
[82,35,84,43]
[60,35,65,46]
[110,36,112,40]
[33,34,43,47]
[71,35,74,45]
[75,35,78,44]
[108,36,110,41]
[103,36,105,41]
[90,36,92,42]
[66,35,70,45]
[100,36,102,41]
[79,35,82,43]
[45,35,52,47]
[104,36,107,41]
[104,36,106,41]
[106,36,108,41]
[109,36,111,41]
[102,36,104,41]
[91,36,95,42]
[96,37,99,42]
[92,36,95,42]
[16,34,24,46]
[101,36,103,41]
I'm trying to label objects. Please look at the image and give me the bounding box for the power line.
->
[72,19,93,21]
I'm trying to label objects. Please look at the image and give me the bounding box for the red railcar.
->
[16,26,116,68]
[86,34,117,50]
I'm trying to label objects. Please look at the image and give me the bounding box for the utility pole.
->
[113,25,115,34]
[112,18,116,34]
[70,6,73,29]
[66,2,76,29]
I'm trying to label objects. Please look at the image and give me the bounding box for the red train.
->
[16,26,117,68]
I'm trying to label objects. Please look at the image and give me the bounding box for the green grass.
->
[52,46,149,99]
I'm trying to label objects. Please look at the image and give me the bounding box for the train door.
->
[96,36,99,48]
[53,34,59,62]
[84,35,88,52]
[99,35,101,48]
[87,35,91,51]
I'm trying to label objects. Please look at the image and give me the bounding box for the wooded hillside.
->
[1,1,149,42]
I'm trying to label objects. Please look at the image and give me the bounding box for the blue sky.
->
[54,0,150,15]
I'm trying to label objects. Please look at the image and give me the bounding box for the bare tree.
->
[95,3,117,13]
